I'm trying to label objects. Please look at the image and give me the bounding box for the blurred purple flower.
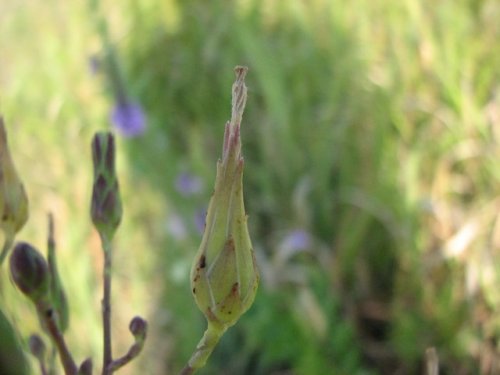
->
[175,172,203,196]
[166,213,187,241]
[194,208,206,234]
[281,229,311,252]
[110,100,146,137]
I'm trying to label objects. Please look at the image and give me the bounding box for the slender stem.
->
[178,323,225,375]
[39,361,48,375]
[101,237,113,375]
[0,233,14,265]
[178,366,195,375]
[38,305,77,375]
[106,341,142,372]
[426,347,439,375]
[88,0,129,105]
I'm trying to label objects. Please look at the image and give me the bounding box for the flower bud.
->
[190,67,259,330]
[28,334,46,360]
[129,316,148,344]
[0,117,29,264]
[9,242,50,303]
[77,358,93,375]
[90,132,122,242]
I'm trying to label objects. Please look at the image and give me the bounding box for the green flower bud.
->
[0,117,29,264]
[9,242,50,303]
[90,132,122,242]
[190,67,259,331]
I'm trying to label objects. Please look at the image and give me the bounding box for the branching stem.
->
[38,305,77,375]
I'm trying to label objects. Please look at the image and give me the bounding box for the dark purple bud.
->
[129,316,147,342]
[77,358,93,375]
[90,132,122,241]
[28,334,46,360]
[9,242,50,303]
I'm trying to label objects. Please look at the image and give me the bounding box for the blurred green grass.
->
[1,0,499,374]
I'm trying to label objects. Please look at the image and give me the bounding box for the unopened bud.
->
[77,358,93,375]
[9,242,50,303]
[28,334,46,360]
[129,316,147,342]
[0,117,29,264]
[190,67,259,330]
[90,132,122,242]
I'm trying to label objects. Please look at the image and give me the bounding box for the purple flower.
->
[281,229,311,252]
[175,172,203,196]
[276,229,312,263]
[194,208,206,234]
[110,100,146,137]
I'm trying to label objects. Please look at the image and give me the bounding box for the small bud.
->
[77,358,93,375]
[0,117,29,264]
[28,334,46,360]
[190,67,259,331]
[129,316,147,342]
[9,242,50,303]
[90,132,122,242]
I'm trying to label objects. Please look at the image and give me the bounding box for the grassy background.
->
[1,0,499,374]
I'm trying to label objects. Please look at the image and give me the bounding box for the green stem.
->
[179,323,226,375]
[88,0,129,104]
[0,233,14,265]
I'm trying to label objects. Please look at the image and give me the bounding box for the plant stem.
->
[106,341,142,372]
[38,305,77,375]
[178,365,195,375]
[0,233,13,265]
[36,357,48,375]
[179,323,225,375]
[101,236,113,375]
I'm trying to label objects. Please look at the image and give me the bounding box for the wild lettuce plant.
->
[0,66,258,375]
[0,117,148,375]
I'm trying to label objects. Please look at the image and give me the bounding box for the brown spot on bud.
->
[199,255,206,269]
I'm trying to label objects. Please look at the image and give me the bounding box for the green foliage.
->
[0,308,31,375]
